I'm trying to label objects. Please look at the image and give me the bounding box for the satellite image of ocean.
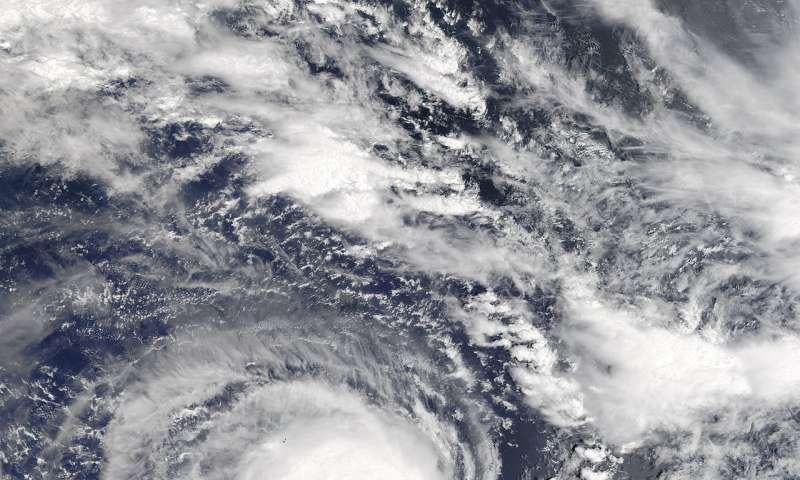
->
[1,0,799,478]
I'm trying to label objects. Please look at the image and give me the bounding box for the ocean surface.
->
[1,1,800,478]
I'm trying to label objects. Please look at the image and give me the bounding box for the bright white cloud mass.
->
[1,0,799,479]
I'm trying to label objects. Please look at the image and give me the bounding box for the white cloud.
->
[560,277,800,454]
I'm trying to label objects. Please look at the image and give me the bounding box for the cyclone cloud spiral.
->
[2,0,800,479]
[98,322,498,480]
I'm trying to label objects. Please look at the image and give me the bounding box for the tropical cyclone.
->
[98,326,499,480]
[1,0,799,479]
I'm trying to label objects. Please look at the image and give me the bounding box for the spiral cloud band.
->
[97,326,499,480]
